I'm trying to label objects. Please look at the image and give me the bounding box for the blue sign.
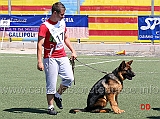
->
[138,16,160,40]
[0,15,88,28]
[0,15,88,40]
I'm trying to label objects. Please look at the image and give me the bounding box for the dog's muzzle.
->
[125,71,135,80]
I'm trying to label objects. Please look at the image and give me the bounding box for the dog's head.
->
[116,60,135,80]
[118,60,135,80]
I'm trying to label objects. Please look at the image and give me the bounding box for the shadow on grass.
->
[3,108,47,114]
[146,108,160,119]
[147,116,160,119]
[152,108,160,111]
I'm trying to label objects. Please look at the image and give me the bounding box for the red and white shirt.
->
[38,19,67,58]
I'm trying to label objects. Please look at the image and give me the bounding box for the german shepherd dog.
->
[69,60,135,114]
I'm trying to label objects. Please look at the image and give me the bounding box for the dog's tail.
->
[69,107,88,114]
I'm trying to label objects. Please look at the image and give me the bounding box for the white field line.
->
[75,59,160,68]
[136,72,159,74]
[75,59,121,67]
[0,55,159,68]
[0,55,159,73]
[0,55,36,58]
[76,70,159,74]
[0,55,160,61]
[134,60,160,62]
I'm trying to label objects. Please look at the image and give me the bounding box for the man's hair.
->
[51,2,66,14]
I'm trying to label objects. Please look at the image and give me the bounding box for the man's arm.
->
[64,33,77,59]
[37,36,45,71]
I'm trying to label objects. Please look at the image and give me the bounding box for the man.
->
[37,2,77,115]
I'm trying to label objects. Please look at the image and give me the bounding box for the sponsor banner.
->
[0,15,88,40]
[138,16,160,40]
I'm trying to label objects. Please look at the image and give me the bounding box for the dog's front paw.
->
[112,106,125,114]
[115,109,125,114]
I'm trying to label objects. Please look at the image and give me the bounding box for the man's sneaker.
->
[54,96,63,109]
[47,108,57,115]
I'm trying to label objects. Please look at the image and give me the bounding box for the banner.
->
[0,15,88,41]
[138,16,160,40]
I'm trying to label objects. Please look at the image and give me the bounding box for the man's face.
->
[55,8,65,21]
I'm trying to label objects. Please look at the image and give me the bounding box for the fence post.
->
[8,0,12,42]
[77,0,81,43]
[8,0,11,15]
[151,0,154,45]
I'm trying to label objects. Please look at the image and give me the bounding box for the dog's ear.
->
[119,61,126,70]
[127,60,133,65]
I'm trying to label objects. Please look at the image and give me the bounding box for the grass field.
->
[0,53,160,119]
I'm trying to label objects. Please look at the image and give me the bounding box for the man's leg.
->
[47,94,54,106]
[54,57,74,109]
[44,58,59,114]
[57,57,74,94]
[54,84,67,109]
[57,84,68,95]
[46,94,57,115]
[58,57,74,88]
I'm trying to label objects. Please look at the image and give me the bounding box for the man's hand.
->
[71,51,77,60]
[37,62,44,71]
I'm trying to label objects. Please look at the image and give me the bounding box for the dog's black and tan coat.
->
[69,60,135,114]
